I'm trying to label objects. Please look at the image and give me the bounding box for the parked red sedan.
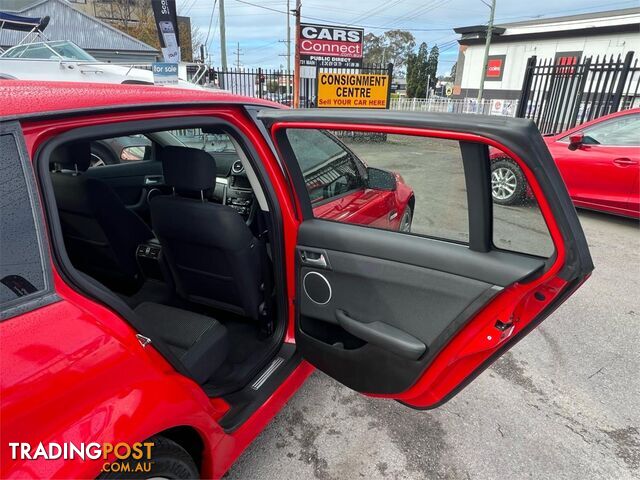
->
[490,108,639,218]
[1,82,592,479]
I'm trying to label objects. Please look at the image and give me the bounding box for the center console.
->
[225,170,255,220]
[136,238,167,282]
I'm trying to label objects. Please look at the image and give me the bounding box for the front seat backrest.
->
[50,142,154,291]
[150,146,266,322]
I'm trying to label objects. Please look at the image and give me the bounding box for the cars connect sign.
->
[299,23,364,68]
[317,73,389,108]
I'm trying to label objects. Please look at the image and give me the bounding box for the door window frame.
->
[273,122,559,260]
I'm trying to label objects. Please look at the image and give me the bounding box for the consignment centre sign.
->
[317,72,390,108]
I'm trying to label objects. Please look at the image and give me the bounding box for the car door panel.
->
[296,219,544,394]
[260,109,593,408]
[84,160,163,215]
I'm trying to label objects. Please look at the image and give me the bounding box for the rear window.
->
[1,133,49,314]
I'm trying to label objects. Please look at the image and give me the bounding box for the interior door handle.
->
[335,309,426,360]
[613,158,638,166]
[299,249,328,268]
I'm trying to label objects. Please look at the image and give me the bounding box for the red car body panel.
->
[0,81,588,478]
[542,108,640,219]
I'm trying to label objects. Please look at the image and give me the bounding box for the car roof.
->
[0,80,279,119]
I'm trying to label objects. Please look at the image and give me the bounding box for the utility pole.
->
[278,0,292,97]
[286,0,291,97]
[233,42,243,68]
[477,0,496,103]
[293,0,301,108]
[219,0,227,70]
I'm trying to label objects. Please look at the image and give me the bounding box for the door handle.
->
[299,249,328,268]
[335,310,426,360]
[613,158,638,167]
[144,175,164,185]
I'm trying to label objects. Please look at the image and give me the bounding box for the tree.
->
[406,42,429,98]
[363,30,416,72]
[450,61,457,80]
[427,45,439,87]
[93,0,201,61]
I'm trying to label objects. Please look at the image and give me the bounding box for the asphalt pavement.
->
[226,136,640,480]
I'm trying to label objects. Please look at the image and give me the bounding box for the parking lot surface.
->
[227,136,640,479]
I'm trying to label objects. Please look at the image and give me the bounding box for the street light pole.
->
[477,0,496,103]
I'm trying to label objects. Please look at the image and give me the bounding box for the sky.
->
[176,0,639,75]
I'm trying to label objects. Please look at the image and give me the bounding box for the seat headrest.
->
[50,142,91,173]
[159,146,217,191]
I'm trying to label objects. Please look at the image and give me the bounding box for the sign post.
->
[152,0,181,63]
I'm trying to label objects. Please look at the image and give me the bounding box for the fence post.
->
[257,68,263,99]
[611,51,634,112]
[516,55,537,118]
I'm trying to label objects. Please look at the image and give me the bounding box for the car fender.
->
[0,282,225,479]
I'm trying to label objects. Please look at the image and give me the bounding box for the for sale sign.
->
[299,23,363,68]
[317,73,389,108]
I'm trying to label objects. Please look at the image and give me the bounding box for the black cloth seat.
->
[50,142,153,291]
[150,146,268,322]
[134,302,228,384]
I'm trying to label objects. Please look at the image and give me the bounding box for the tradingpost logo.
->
[9,441,155,473]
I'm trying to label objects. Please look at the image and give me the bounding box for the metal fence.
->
[517,51,640,134]
[213,63,392,108]
[389,97,519,117]
[214,67,294,105]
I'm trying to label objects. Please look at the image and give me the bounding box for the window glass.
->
[286,129,365,205]
[286,129,469,243]
[170,128,236,153]
[491,148,555,257]
[562,114,639,146]
[0,134,47,307]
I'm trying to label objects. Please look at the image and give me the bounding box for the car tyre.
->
[97,436,199,480]
[490,158,527,206]
[399,204,413,233]
[90,143,119,167]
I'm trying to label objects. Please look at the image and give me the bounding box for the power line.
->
[203,0,218,48]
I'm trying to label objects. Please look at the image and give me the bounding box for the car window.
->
[282,128,554,256]
[491,148,555,257]
[90,135,152,167]
[286,129,366,206]
[562,114,639,146]
[0,133,48,312]
[169,128,236,154]
[285,129,470,243]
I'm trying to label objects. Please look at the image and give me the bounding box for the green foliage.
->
[363,30,416,72]
[406,43,440,98]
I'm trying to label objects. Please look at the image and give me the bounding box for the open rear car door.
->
[258,110,593,409]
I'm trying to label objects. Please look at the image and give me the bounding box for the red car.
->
[1,82,592,479]
[490,108,640,218]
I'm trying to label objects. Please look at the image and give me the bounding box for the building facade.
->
[453,8,640,100]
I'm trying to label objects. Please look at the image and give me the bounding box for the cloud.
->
[178,0,638,74]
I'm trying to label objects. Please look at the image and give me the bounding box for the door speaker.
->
[303,271,332,305]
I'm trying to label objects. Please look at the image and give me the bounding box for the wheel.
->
[399,204,413,233]
[490,159,527,205]
[97,436,199,480]
[90,143,119,168]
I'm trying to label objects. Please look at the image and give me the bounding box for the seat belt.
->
[256,211,275,337]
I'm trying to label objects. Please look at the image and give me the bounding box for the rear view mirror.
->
[366,167,397,191]
[568,132,584,151]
